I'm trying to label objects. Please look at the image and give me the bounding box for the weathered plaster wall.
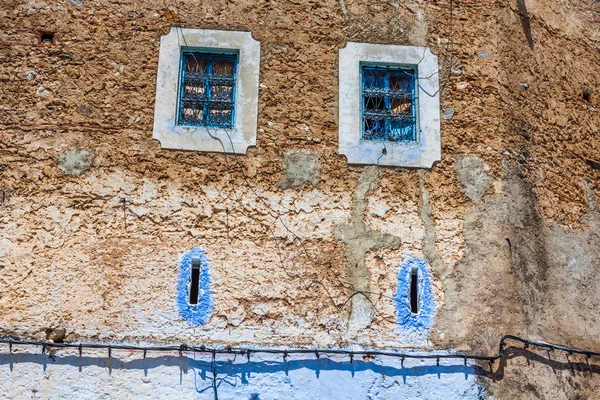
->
[1,0,600,398]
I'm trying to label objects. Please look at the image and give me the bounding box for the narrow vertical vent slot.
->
[189,257,201,305]
[410,266,419,314]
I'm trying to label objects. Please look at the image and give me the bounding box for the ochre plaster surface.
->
[1,0,600,398]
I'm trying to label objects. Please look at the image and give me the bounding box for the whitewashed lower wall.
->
[1,348,488,399]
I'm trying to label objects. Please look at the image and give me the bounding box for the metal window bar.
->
[178,52,237,129]
[361,66,417,143]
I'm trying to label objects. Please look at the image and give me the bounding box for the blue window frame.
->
[361,65,417,142]
[178,51,237,128]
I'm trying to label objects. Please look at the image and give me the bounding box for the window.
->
[362,65,417,142]
[153,28,260,154]
[339,42,441,168]
[178,52,237,128]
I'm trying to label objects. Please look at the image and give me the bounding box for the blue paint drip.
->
[177,248,213,325]
[394,257,435,334]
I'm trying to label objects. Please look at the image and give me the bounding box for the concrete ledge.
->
[153,28,260,154]
[338,42,441,168]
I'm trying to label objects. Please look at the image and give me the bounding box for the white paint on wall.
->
[1,348,488,399]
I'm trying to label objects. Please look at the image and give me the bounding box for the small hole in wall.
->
[410,266,419,314]
[189,257,201,305]
[38,30,56,45]
[583,87,593,102]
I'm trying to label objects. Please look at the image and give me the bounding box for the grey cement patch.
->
[278,149,320,189]
[58,148,95,177]
[419,171,446,282]
[77,105,92,116]
[454,155,494,203]
[433,161,600,352]
[335,166,401,338]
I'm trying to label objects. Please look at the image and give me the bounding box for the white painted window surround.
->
[338,42,441,168]
[153,28,260,154]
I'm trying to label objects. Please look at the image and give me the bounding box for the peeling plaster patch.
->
[434,218,465,271]
[138,179,158,203]
[58,148,95,177]
[177,248,213,325]
[279,149,320,189]
[394,257,435,339]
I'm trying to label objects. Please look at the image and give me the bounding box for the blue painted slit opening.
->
[394,257,435,336]
[177,248,213,325]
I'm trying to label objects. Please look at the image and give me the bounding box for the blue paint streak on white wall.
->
[177,248,213,325]
[394,257,435,338]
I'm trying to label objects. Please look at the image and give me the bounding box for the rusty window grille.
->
[178,51,237,128]
[361,65,418,142]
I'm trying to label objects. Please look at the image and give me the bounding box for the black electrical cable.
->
[1,335,599,364]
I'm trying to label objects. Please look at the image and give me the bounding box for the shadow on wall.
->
[516,0,534,50]
[1,351,484,399]
[3,347,599,398]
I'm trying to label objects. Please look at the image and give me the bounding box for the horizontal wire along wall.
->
[1,335,599,367]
